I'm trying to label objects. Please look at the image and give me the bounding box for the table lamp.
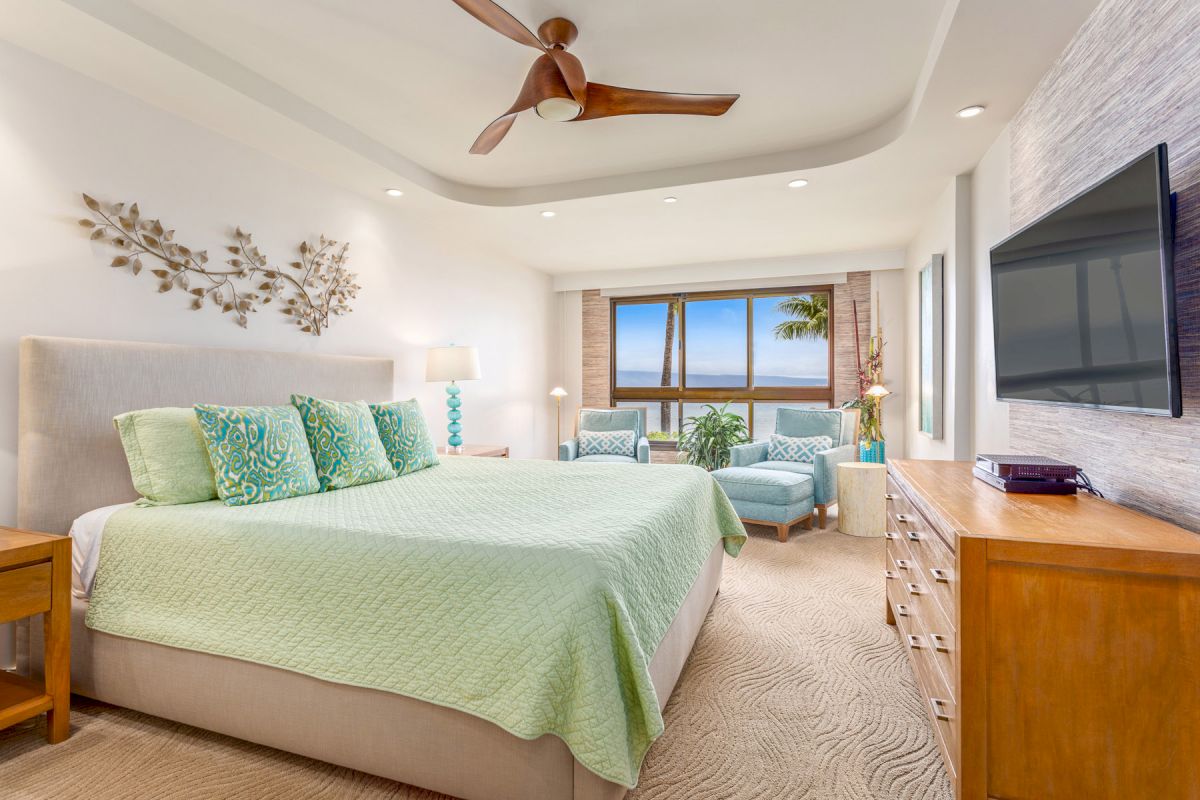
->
[549,387,568,445]
[426,345,481,453]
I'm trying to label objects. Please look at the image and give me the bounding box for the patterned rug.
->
[0,525,952,800]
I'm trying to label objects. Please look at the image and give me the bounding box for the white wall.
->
[872,269,908,458]
[905,174,974,460]
[556,290,584,445]
[970,127,1012,454]
[0,41,556,531]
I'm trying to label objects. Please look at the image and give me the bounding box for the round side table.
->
[837,462,887,537]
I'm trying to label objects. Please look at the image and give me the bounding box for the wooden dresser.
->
[885,460,1200,799]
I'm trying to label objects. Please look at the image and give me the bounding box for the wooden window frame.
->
[609,286,835,446]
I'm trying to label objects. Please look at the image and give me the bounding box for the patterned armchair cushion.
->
[767,433,834,464]
[291,395,397,491]
[370,399,440,477]
[194,403,321,506]
[775,408,846,445]
[578,428,637,458]
[114,406,217,505]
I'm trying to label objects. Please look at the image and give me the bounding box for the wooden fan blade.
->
[547,49,586,106]
[469,59,549,154]
[573,83,739,121]
[450,0,546,51]
[470,113,519,154]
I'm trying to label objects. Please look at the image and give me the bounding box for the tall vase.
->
[445,381,463,452]
[859,440,885,464]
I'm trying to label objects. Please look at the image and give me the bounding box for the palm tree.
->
[658,300,677,433]
[773,294,829,341]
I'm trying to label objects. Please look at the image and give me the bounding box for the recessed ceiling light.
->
[385,188,404,197]
[541,210,556,218]
[956,105,986,119]
[663,196,678,203]
[787,178,809,189]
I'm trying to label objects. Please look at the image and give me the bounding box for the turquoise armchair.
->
[559,407,651,464]
[728,408,860,528]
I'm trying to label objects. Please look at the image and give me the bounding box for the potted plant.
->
[678,403,750,471]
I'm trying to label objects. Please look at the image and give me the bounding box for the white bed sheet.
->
[69,502,133,598]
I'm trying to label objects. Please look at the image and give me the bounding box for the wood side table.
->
[0,527,71,743]
[836,462,887,537]
[440,444,510,458]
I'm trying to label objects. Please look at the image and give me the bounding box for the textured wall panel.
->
[1007,0,1200,530]
[581,289,611,409]
[833,272,874,407]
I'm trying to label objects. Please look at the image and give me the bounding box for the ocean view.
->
[616,370,826,387]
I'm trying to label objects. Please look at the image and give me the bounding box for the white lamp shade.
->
[549,387,568,398]
[425,346,481,382]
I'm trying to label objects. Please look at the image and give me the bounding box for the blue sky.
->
[614,297,828,380]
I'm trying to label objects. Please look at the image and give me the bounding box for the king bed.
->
[15,335,744,800]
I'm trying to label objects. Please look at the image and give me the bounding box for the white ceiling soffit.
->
[559,249,904,293]
[34,0,946,206]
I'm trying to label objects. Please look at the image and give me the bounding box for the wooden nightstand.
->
[439,444,510,458]
[0,527,71,743]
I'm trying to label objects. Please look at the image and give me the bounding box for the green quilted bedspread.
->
[86,457,746,787]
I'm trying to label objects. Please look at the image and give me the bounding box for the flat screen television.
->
[990,143,1181,417]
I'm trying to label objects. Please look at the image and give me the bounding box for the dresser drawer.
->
[885,477,916,519]
[0,562,52,624]
[908,587,957,697]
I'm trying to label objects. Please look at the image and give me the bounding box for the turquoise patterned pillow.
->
[194,404,321,506]
[291,395,397,491]
[767,433,833,464]
[369,399,440,476]
[578,429,636,457]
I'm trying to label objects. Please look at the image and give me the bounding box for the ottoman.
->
[712,466,815,542]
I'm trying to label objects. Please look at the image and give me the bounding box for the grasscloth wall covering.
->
[580,276,873,464]
[1007,0,1200,530]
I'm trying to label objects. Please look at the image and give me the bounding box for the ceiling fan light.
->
[535,97,584,122]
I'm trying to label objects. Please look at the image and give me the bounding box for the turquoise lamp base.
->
[859,440,885,464]
[446,382,463,452]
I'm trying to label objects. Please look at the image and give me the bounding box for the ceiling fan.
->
[450,0,740,154]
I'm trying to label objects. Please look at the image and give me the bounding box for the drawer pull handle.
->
[930,633,950,653]
[895,513,914,523]
[884,570,898,580]
[895,604,910,617]
[930,567,951,583]
[906,583,925,595]
[930,697,953,721]
[896,559,913,570]
[906,531,923,542]
[906,634,924,650]
[884,531,899,540]
[885,493,898,501]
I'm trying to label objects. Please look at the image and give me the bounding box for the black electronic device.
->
[973,454,1079,495]
[989,143,1181,417]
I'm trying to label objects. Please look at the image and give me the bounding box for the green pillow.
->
[114,407,217,505]
[291,395,397,491]
[194,404,321,506]
[369,399,440,476]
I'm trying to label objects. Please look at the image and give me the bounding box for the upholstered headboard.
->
[17,336,394,534]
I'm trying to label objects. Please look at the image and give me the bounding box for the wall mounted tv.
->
[990,143,1181,417]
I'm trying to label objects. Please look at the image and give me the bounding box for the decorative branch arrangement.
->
[79,194,359,335]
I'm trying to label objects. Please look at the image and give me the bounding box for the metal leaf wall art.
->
[79,193,360,335]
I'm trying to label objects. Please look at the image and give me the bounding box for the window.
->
[610,288,833,445]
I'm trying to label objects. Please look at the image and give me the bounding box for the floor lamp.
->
[550,387,567,449]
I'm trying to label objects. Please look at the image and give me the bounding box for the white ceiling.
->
[1,0,1101,274]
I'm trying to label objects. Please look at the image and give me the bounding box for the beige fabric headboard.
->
[17,336,394,534]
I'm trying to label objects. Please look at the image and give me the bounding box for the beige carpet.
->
[0,526,952,800]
